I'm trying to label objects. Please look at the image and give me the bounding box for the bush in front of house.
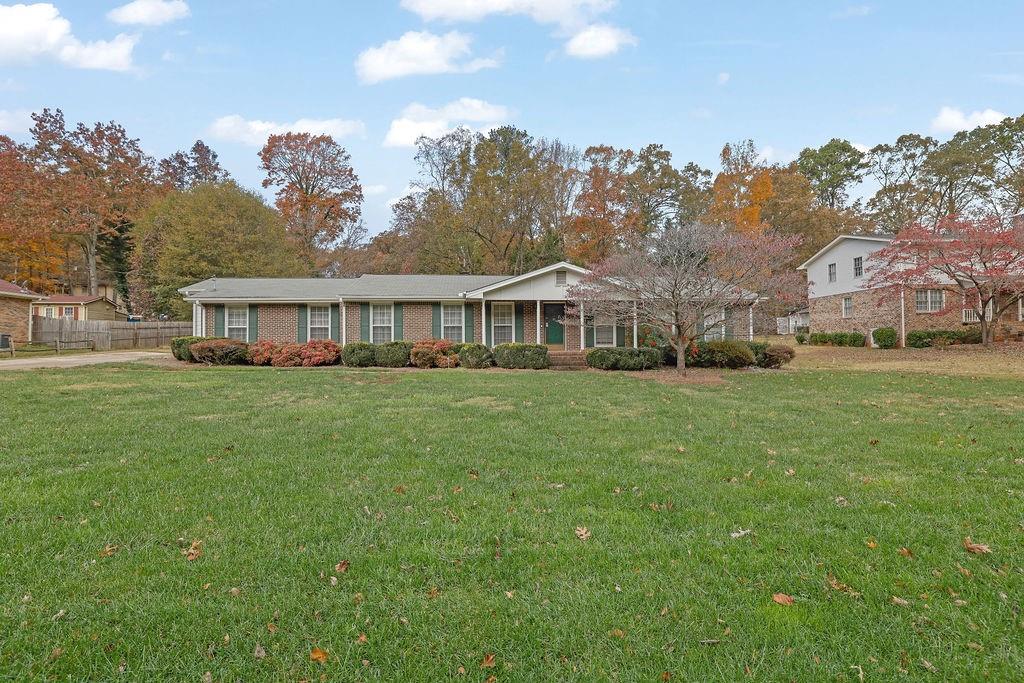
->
[248,340,280,366]
[872,327,898,349]
[747,341,770,367]
[374,341,413,367]
[795,332,807,345]
[171,336,210,362]
[189,338,249,365]
[758,344,796,368]
[410,339,457,368]
[299,339,342,367]
[493,343,550,369]
[271,343,304,367]
[586,347,662,371]
[809,332,867,347]
[905,328,982,348]
[458,343,493,369]
[688,340,755,368]
[341,341,376,367]
[435,353,460,368]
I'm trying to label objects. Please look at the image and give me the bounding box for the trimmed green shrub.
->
[872,327,898,349]
[747,341,770,367]
[458,343,493,369]
[189,338,249,365]
[688,340,755,368]
[248,341,279,366]
[341,341,376,367]
[374,341,413,368]
[795,332,807,345]
[809,332,866,347]
[493,343,550,369]
[759,344,796,369]
[171,336,209,362]
[586,347,662,371]
[906,329,981,348]
[271,343,304,367]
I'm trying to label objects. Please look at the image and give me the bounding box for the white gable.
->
[465,262,588,300]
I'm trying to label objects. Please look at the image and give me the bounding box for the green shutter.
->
[463,303,474,343]
[485,302,492,347]
[214,305,225,337]
[585,318,595,348]
[330,304,340,342]
[296,304,308,343]
[514,302,524,342]
[360,303,370,342]
[394,304,404,341]
[431,303,441,339]
[616,322,626,347]
[248,304,259,342]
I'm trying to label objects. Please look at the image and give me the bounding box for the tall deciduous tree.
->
[796,138,867,209]
[158,140,230,190]
[568,221,801,372]
[708,140,774,233]
[259,132,363,274]
[865,134,937,233]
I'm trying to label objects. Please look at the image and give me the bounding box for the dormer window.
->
[555,270,567,286]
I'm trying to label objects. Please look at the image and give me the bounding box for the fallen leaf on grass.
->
[730,529,752,539]
[866,539,878,549]
[253,644,266,659]
[966,642,983,651]
[661,672,672,681]
[826,573,861,597]
[335,560,350,573]
[99,544,118,558]
[772,593,794,606]
[920,659,938,673]
[609,628,625,638]
[266,622,278,634]
[575,526,591,541]
[784,468,795,477]
[310,647,328,663]
[356,633,368,644]
[963,537,991,554]
[229,587,241,597]
[182,540,202,561]
[480,653,496,669]
[890,596,910,607]
[393,485,406,495]
[898,547,913,558]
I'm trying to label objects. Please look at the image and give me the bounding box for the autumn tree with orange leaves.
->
[707,140,774,233]
[259,132,364,274]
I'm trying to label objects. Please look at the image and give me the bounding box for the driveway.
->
[0,350,169,371]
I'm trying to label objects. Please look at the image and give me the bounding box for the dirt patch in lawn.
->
[634,367,727,386]
[456,395,516,411]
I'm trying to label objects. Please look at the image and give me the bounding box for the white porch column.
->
[632,301,638,348]
[536,300,541,343]
[340,299,347,345]
[481,296,487,347]
[748,303,754,341]
[579,302,585,350]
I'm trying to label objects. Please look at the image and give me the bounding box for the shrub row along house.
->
[179,262,757,350]
[799,234,1024,346]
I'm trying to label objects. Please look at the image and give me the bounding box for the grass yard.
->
[1,363,1022,680]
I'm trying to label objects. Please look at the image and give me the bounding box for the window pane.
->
[309,306,329,327]
[492,304,513,325]
[930,290,943,310]
[494,325,514,345]
[227,307,247,327]
[227,327,247,341]
[595,324,614,345]
[372,326,391,344]
[915,290,928,311]
[372,305,391,326]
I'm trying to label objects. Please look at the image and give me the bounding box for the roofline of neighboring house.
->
[33,295,116,306]
[460,261,588,297]
[797,234,894,271]
[1,290,46,301]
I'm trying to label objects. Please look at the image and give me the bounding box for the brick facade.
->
[257,304,299,342]
[402,303,432,341]
[0,296,32,342]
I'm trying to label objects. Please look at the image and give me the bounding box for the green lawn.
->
[1,364,1022,680]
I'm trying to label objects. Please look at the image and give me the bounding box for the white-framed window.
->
[827,263,837,283]
[370,303,393,344]
[594,316,615,347]
[842,296,853,318]
[226,305,248,341]
[442,303,464,343]
[853,256,863,278]
[43,306,55,318]
[491,303,514,345]
[915,289,944,313]
[308,305,330,340]
[61,306,75,318]
[555,270,567,286]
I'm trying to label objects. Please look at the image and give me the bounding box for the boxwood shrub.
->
[586,347,662,371]
[188,338,249,365]
[872,327,898,349]
[458,343,493,369]
[906,328,981,348]
[688,340,755,368]
[341,341,376,367]
[809,332,867,347]
[759,344,796,368]
[374,341,413,367]
[795,332,807,345]
[493,343,550,369]
[170,335,209,362]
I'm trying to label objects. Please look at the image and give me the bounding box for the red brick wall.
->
[257,304,299,342]
[0,296,32,342]
[402,303,432,341]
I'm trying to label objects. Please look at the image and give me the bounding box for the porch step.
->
[548,351,587,370]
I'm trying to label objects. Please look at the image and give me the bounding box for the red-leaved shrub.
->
[189,338,249,365]
[435,353,459,368]
[271,343,304,367]
[248,340,280,366]
[299,339,342,366]
[410,339,454,368]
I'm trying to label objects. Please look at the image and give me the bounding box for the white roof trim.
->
[461,261,589,297]
[797,234,893,270]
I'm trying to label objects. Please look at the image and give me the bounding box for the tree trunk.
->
[675,334,687,374]
[82,235,99,296]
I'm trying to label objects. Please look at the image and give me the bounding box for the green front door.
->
[544,303,564,346]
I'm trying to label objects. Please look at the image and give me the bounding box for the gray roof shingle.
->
[178,274,511,301]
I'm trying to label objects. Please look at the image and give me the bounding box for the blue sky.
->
[2,0,1023,234]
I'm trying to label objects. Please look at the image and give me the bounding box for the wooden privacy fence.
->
[31,316,192,351]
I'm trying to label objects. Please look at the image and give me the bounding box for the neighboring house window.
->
[594,316,615,346]
[915,289,944,313]
[842,297,853,318]
[308,305,330,340]
[491,303,514,345]
[44,306,55,318]
[442,304,464,343]
[853,256,863,278]
[226,305,248,341]
[555,270,567,286]
[62,306,75,318]
[828,263,837,283]
[370,304,393,344]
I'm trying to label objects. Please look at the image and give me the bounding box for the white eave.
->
[797,234,893,271]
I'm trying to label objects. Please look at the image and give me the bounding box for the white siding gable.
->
[806,238,888,299]
[481,267,583,300]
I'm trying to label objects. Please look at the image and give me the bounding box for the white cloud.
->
[384,97,510,147]
[0,3,137,71]
[852,142,870,153]
[208,115,366,146]
[930,105,1007,134]
[564,24,635,59]
[400,0,614,27]
[356,30,500,84]
[387,183,424,207]
[758,145,797,164]
[108,0,189,26]
[363,184,387,196]
[0,109,33,134]
[717,71,730,85]
[831,4,873,19]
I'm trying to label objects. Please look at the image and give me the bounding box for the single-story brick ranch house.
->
[179,261,757,349]
[0,278,45,343]
[798,234,1024,345]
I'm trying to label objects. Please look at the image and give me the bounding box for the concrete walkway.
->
[0,350,168,371]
